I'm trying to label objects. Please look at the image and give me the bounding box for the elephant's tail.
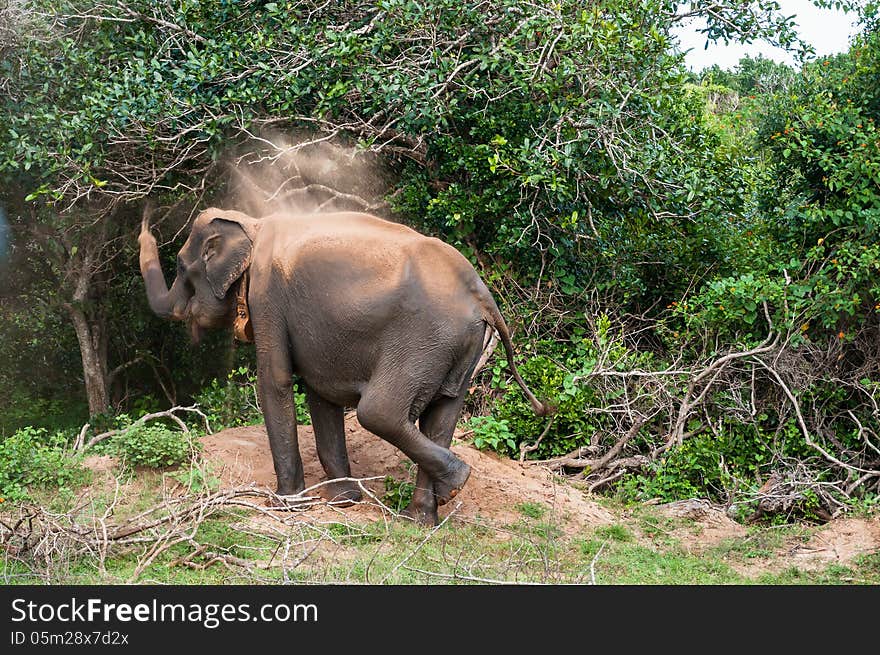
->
[482,298,555,417]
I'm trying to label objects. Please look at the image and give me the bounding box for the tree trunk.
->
[23,206,119,418]
[64,247,111,417]
[68,304,110,417]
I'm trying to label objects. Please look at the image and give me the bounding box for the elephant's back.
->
[256,210,487,323]
[263,211,421,248]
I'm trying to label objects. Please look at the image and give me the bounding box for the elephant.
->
[138,206,549,525]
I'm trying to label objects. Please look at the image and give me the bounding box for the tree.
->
[0,0,814,417]
[700,55,796,95]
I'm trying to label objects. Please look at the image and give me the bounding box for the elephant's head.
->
[138,207,260,343]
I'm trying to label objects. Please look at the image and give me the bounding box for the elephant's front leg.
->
[305,384,362,506]
[256,343,304,497]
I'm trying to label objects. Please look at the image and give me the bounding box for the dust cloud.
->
[223,130,394,221]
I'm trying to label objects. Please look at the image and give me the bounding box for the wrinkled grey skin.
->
[139,207,548,525]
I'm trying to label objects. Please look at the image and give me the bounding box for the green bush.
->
[0,388,87,437]
[116,424,198,469]
[615,416,840,519]
[472,316,655,460]
[194,367,263,430]
[468,415,518,456]
[472,349,599,460]
[0,426,87,501]
[619,428,760,505]
[468,313,870,520]
[494,352,606,459]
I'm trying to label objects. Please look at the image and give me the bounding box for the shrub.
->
[472,316,653,460]
[468,415,518,456]
[0,426,87,501]
[471,350,603,460]
[116,424,198,469]
[0,388,87,437]
[194,367,263,430]
[382,475,415,512]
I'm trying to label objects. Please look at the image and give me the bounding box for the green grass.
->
[3,471,878,585]
[575,538,743,584]
[6,520,878,585]
[516,501,548,519]
[709,524,811,561]
[756,554,880,585]
[595,523,633,542]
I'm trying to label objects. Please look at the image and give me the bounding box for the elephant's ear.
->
[202,217,253,300]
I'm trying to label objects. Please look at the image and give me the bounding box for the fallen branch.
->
[589,541,607,585]
[755,358,877,475]
[73,423,90,451]
[587,469,626,493]
[665,330,778,452]
[378,502,461,584]
[78,405,213,451]
[0,475,391,582]
[400,565,544,585]
[532,416,646,473]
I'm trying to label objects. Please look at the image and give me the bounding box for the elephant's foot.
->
[276,481,305,497]
[269,481,306,509]
[320,479,363,507]
[400,501,439,527]
[432,457,471,506]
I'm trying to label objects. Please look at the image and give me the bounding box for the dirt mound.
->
[790,518,880,569]
[199,414,614,530]
[657,499,748,552]
[76,424,878,579]
[652,499,879,576]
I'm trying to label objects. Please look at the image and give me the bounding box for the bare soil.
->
[652,498,880,576]
[199,414,615,531]
[81,418,879,578]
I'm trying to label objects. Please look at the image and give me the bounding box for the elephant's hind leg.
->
[401,389,470,526]
[356,384,470,509]
[400,326,486,525]
[305,385,362,506]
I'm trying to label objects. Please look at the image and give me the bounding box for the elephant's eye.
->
[177,257,186,274]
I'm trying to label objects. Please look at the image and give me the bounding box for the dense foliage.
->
[1,1,878,520]
[0,426,87,502]
[115,423,198,469]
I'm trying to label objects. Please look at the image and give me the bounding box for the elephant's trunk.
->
[138,216,180,320]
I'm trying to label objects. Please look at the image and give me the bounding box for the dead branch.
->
[78,405,213,451]
[400,566,545,585]
[0,474,397,583]
[755,358,877,475]
[379,502,461,583]
[534,416,646,473]
[73,423,90,451]
[665,331,779,452]
[589,541,607,585]
[519,415,557,463]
